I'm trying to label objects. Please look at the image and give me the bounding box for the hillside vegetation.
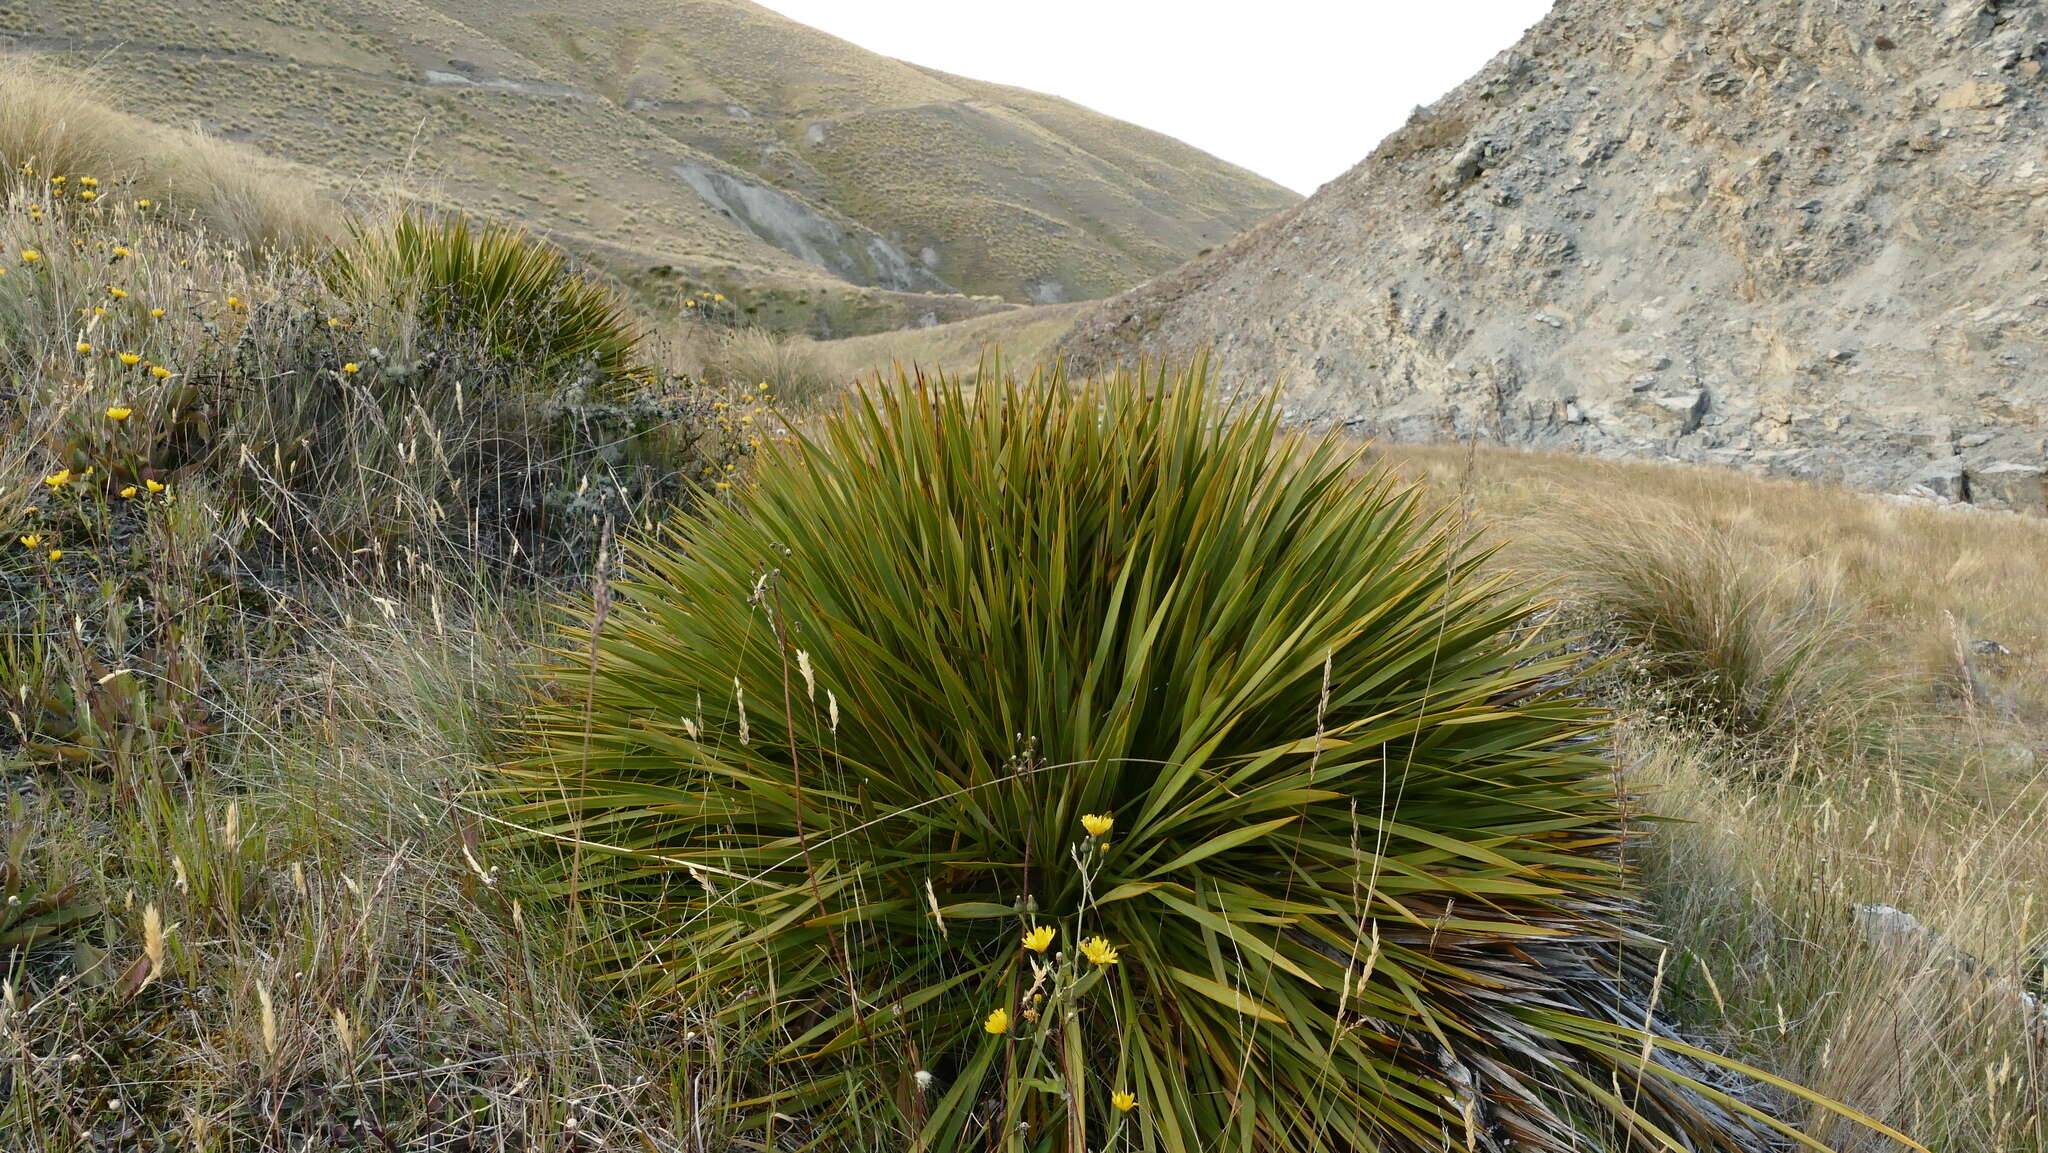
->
[2,55,2043,1153]
[0,0,1296,334]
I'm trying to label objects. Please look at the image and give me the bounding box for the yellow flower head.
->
[144,478,166,494]
[49,175,63,185]
[150,365,173,379]
[111,246,131,259]
[43,469,71,489]
[45,549,61,561]
[78,190,97,202]
[327,316,341,327]
[150,308,166,319]
[105,406,133,421]
[1079,936,1119,967]
[79,177,98,189]
[75,341,92,354]
[342,362,360,374]
[1022,925,1056,953]
[18,534,42,548]
[982,1007,1011,1035]
[117,353,142,367]
[20,249,41,263]
[118,485,138,499]
[1081,813,1114,838]
[1111,1090,1138,1113]
[684,299,696,308]
[137,199,153,209]
[109,287,129,299]
[713,293,725,302]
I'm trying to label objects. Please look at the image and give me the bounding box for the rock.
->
[1936,79,2012,111]
[1970,462,2048,513]
[1912,462,1969,502]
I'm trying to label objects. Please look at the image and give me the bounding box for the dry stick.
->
[767,576,859,1033]
[567,517,616,951]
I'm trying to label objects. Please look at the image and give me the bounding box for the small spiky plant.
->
[503,366,1915,1152]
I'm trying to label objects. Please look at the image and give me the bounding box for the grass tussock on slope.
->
[1383,443,2048,1153]
[0,57,336,254]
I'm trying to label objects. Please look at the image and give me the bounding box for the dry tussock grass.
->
[1382,441,2048,1152]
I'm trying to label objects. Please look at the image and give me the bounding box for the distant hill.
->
[2,0,1296,335]
[1063,0,2048,510]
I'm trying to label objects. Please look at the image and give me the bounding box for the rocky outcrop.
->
[1062,0,2048,502]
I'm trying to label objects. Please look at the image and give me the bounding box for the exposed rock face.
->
[1062,0,2048,499]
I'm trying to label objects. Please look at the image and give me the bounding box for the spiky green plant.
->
[502,366,1917,1153]
[329,209,639,379]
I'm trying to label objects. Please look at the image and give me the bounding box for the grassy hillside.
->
[0,0,1296,331]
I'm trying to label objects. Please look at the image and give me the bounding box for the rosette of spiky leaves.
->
[328,210,638,380]
[501,365,1918,1153]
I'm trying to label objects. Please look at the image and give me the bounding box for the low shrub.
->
[503,367,1907,1152]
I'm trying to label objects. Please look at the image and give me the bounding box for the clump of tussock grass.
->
[669,322,841,408]
[1381,441,2048,1151]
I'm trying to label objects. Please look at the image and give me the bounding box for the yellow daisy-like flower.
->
[144,478,166,494]
[112,246,131,259]
[137,199,153,209]
[117,353,142,367]
[342,362,360,374]
[106,406,133,421]
[150,308,166,319]
[79,177,98,189]
[118,485,138,499]
[1111,1090,1137,1113]
[327,316,341,327]
[75,342,92,354]
[684,299,697,308]
[1021,925,1056,953]
[43,469,71,489]
[982,1007,1011,1035]
[20,249,41,263]
[150,365,173,379]
[18,534,42,548]
[49,175,64,185]
[226,295,244,310]
[1081,813,1114,838]
[109,287,129,299]
[1079,936,1119,967]
[78,190,97,202]
[713,293,725,302]
[46,549,61,561]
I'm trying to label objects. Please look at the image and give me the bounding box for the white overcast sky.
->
[752,1,1555,194]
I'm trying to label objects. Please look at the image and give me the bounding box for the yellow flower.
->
[137,199,153,209]
[713,293,725,302]
[150,365,173,379]
[1111,1090,1137,1113]
[45,549,61,561]
[982,1007,1011,1035]
[684,299,696,308]
[1079,936,1119,967]
[109,287,129,299]
[106,406,133,421]
[78,190,97,202]
[111,246,131,259]
[327,316,341,327]
[76,342,92,354]
[1022,925,1056,953]
[18,534,42,548]
[150,308,166,319]
[144,478,166,494]
[43,469,71,489]
[342,362,360,374]
[1081,813,1114,838]
[79,177,98,189]
[118,485,138,499]
[117,353,142,367]
[19,249,40,263]
[226,295,244,310]
[49,176,63,185]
